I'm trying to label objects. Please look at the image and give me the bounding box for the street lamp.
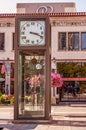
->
[52,57,57,73]
[51,57,57,103]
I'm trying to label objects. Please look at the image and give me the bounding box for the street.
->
[0,102,86,130]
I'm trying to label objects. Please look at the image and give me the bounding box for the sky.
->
[0,0,86,13]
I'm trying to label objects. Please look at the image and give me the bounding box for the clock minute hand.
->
[30,31,43,38]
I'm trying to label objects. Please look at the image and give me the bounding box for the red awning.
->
[11,78,14,81]
[62,78,86,81]
[10,78,86,82]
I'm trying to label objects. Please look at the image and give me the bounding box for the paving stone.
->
[0,104,86,130]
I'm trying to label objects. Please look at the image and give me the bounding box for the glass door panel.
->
[18,50,46,118]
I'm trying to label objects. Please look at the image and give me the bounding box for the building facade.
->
[0,15,15,94]
[50,13,86,101]
[0,3,86,102]
[17,2,76,13]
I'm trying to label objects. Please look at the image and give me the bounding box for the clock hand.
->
[30,32,43,38]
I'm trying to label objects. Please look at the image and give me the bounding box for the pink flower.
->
[28,73,63,88]
[29,74,44,86]
[51,73,63,87]
[1,62,6,74]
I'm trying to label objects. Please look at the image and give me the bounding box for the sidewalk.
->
[0,102,86,130]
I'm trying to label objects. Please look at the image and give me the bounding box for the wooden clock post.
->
[14,14,51,123]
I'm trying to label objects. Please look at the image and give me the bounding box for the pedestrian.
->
[75,81,80,94]
[5,84,9,95]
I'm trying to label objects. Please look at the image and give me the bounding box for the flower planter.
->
[51,97,56,104]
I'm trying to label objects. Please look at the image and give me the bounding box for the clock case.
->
[14,14,51,122]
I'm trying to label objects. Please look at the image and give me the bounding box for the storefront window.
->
[61,81,86,101]
[57,62,86,101]
[57,62,86,78]
[18,50,46,117]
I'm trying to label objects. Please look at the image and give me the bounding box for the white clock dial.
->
[36,63,42,69]
[19,21,45,46]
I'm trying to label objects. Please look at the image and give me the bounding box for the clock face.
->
[19,20,45,46]
[36,63,42,70]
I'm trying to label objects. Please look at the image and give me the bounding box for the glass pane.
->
[57,62,86,78]
[18,50,46,118]
[58,32,66,50]
[61,81,86,101]
[0,33,4,50]
[81,32,86,50]
[57,62,86,101]
[68,32,79,50]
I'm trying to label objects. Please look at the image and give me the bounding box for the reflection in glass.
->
[81,32,86,50]
[57,62,86,101]
[61,81,86,101]
[18,50,46,118]
[57,62,86,78]
[58,32,66,50]
[68,32,79,50]
[0,33,4,50]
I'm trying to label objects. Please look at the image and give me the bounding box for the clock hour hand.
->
[30,31,43,38]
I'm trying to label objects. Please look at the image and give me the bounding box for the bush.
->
[0,94,14,104]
